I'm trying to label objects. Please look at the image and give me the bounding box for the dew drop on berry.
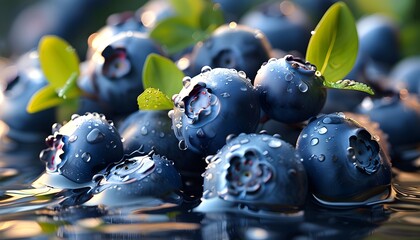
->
[81,152,91,163]
[178,140,188,150]
[285,73,293,82]
[196,128,205,138]
[310,138,319,146]
[71,114,80,120]
[221,92,230,98]
[69,135,78,143]
[318,127,328,135]
[238,71,247,79]
[86,128,105,144]
[268,139,282,148]
[182,76,191,87]
[140,126,148,135]
[298,82,308,92]
[201,66,212,73]
[318,154,325,162]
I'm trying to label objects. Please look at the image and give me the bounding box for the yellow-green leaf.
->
[143,53,184,98]
[306,2,358,83]
[38,35,80,88]
[26,86,65,113]
[137,88,174,111]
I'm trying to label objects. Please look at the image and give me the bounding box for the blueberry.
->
[254,55,327,124]
[296,112,392,206]
[170,67,261,155]
[357,14,400,68]
[0,51,56,143]
[355,94,420,170]
[86,153,182,206]
[188,24,272,81]
[240,0,311,55]
[118,110,206,175]
[198,133,307,213]
[36,112,123,188]
[79,31,165,118]
[387,56,420,95]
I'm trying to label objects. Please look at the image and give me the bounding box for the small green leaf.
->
[170,0,204,20]
[38,35,80,88]
[143,53,184,98]
[150,17,207,55]
[306,2,358,82]
[324,79,375,95]
[137,88,174,111]
[199,1,224,32]
[26,86,66,113]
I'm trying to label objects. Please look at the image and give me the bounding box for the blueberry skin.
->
[170,67,261,155]
[188,24,272,81]
[79,31,165,117]
[296,112,392,205]
[87,153,182,206]
[240,0,311,55]
[38,112,124,186]
[254,55,327,124]
[357,14,400,67]
[118,110,205,174]
[201,133,307,212]
[0,51,56,142]
[355,94,420,167]
[388,56,420,94]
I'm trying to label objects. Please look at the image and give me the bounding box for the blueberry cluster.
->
[0,0,419,214]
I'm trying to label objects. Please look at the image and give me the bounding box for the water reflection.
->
[0,150,419,239]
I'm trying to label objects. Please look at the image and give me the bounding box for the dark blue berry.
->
[254,55,327,124]
[37,112,123,188]
[79,31,165,118]
[198,133,307,213]
[188,24,272,81]
[296,112,392,206]
[387,56,420,95]
[240,0,311,55]
[118,110,206,175]
[170,67,261,155]
[0,51,56,143]
[86,153,182,206]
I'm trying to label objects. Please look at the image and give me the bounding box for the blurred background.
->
[0,0,419,61]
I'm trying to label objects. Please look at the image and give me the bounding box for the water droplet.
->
[229,144,241,152]
[159,132,165,138]
[240,138,250,144]
[221,92,230,98]
[226,134,236,143]
[69,135,78,142]
[302,133,308,138]
[318,127,328,134]
[298,82,308,92]
[310,138,319,146]
[81,152,91,162]
[140,126,148,135]
[201,66,212,73]
[318,154,325,162]
[285,73,293,81]
[71,114,80,120]
[182,76,191,87]
[240,86,248,91]
[268,139,282,148]
[286,86,293,93]
[196,128,205,138]
[168,110,174,119]
[156,168,162,174]
[322,117,332,124]
[178,140,188,150]
[238,71,247,79]
[86,128,105,144]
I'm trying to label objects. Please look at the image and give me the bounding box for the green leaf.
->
[137,88,174,110]
[324,79,375,95]
[150,17,207,54]
[170,0,204,20]
[143,53,184,97]
[26,86,66,114]
[199,1,224,32]
[38,35,80,88]
[306,2,358,83]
